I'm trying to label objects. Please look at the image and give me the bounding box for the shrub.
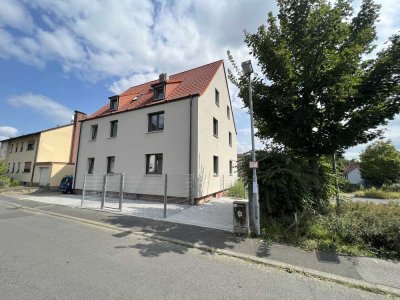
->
[354,188,400,199]
[10,178,20,187]
[0,176,11,188]
[226,180,246,198]
[382,183,400,192]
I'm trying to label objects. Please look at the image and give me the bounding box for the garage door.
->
[39,167,50,186]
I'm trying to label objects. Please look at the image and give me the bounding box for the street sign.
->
[249,161,258,169]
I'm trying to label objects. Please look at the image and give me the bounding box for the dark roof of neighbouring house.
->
[344,163,359,175]
[86,60,224,120]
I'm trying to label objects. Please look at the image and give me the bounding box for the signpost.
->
[249,161,258,169]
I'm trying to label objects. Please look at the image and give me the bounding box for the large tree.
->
[359,140,400,186]
[229,0,399,159]
[229,0,399,202]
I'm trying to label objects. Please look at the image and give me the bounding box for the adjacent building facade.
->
[74,60,238,201]
[344,164,363,185]
[1,111,86,188]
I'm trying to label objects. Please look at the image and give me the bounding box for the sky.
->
[0,0,399,159]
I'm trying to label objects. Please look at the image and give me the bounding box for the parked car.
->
[59,176,73,193]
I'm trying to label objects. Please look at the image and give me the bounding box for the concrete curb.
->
[1,199,399,298]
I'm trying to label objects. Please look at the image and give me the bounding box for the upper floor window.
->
[215,89,219,106]
[110,120,118,138]
[213,118,218,137]
[106,156,115,174]
[10,144,13,153]
[16,162,20,173]
[109,96,119,111]
[146,153,163,174]
[20,143,23,151]
[23,162,31,173]
[229,132,232,147]
[148,111,164,132]
[229,160,233,175]
[213,156,219,175]
[227,106,230,119]
[87,157,95,174]
[27,140,35,151]
[91,124,98,140]
[15,143,18,152]
[153,84,165,100]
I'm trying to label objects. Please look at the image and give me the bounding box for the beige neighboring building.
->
[74,60,238,202]
[1,111,86,188]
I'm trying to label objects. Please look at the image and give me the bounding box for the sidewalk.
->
[0,194,399,294]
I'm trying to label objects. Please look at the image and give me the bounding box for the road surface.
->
[0,201,385,299]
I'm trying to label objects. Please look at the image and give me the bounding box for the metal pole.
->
[190,174,194,205]
[119,173,125,212]
[248,73,260,236]
[81,174,87,207]
[222,175,225,196]
[333,153,340,214]
[163,174,168,218]
[101,174,107,209]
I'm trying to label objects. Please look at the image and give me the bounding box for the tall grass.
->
[226,180,247,198]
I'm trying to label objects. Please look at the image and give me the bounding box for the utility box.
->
[233,199,249,235]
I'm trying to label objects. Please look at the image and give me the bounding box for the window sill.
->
[147,130,164,134]
[213,135,219,138]
[145,174,162,177]
[108,136,117,139]
[213,174,219,177]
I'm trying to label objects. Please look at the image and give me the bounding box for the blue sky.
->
[0,0,399,158]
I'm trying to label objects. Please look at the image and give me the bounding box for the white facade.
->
[75,63,238,200]
[346,167,363,184]
[0,141,8,161]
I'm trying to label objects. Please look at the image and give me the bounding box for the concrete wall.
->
[4,135,39,184]
[0,141,8,160]
[36,125,73,163]
[75,98,193,197]
[195,64,238,198]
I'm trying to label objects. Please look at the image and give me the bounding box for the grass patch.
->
[226,180,246,198]
[354,189,400,199]
[261,202,400,260]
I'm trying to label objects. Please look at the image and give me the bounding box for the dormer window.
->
[109,96,119,111]
[153,84,165,101]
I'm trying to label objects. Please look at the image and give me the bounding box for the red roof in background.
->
[87,60,224,120]
[344,163,359,175]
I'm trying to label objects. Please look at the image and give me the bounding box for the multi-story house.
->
[1,111,86,188]
[74,60,237,202]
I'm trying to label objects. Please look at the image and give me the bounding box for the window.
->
[20,143,23,151]
[153,85,165,100]
[227,106,230,119]
[23,162,31,173]
[146,154,163,174]
[229,160,233,175]
[109,96,119,111]
[213,118,218,137]
[16,162,20,173]
[10,144,13,153]
[213,156,219,175]
[106,156,115,174]
[12,163,15,173]
[110,120,118,137]
[91,125,98,140]
[15,143,18,152]
[27,140,35,151]
[148,111,164,132]
[87,158,95,174]
[229,132,232,147]
[215,89,219,106]
[7,163,10,173]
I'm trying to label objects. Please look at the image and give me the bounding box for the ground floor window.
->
[88,157,95,174]
[229,160,233,175]
[213,156,219,175]
[106,156,115,174]
[146,153,163,174]
[23,162,31,173]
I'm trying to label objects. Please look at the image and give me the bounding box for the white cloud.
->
[0,0,33,32]
[0,126,19,139]
[8,93,73,124]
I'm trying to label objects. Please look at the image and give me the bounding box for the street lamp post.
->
[241,60,260,236]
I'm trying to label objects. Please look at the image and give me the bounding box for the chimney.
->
[159,73,169,82]
[69,110,87,164]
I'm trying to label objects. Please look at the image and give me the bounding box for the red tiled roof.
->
[344,163,359,175]
[87,60,224,120]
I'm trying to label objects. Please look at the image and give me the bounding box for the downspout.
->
[30,135,41,186]
[73,120,84,191]
[189,95,194,205]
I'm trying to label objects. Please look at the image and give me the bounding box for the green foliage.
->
[0,160,10,188]
[264,202,400,260]
[228,0,400,157]
[9,178,20,187]
[238,148,337,216]
[382,183,400,192]
[226,180,247,198]
[0,159,7,176]
[354,188,400,199]
[359,140,400,187]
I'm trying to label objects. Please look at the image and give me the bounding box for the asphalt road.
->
[0,202,385,300]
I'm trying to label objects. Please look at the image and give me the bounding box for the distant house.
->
[0,111,86,188]
[344,164,363,184]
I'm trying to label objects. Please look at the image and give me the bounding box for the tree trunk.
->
[309,158,322,210]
